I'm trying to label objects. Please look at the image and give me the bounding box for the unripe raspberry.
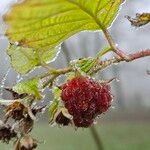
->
[61,76,112,127]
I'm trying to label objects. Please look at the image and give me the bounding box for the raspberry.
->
[61,76,112,127]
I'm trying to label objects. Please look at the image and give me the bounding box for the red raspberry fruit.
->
[61,76,112,128]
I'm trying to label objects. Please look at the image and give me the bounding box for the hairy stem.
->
[102,28,130,60]
[91,49,150,74]
[38,49,150,86]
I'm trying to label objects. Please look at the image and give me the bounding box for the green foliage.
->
[5,0,123,50]
[72,47,111,74]
[7,44,39,74]
[4,0,124,74]
[13,78,42,99]
[48,87,61,121]
[7,43,59,74]
[74,57,96,73]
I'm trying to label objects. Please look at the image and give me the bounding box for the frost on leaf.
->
[13,78,42,100]
[7,43,59,74]
[126,13,150,27]
[4,0,124,50]
[4,0,124,74]
[7,44,39,74]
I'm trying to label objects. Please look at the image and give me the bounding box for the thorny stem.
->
[28,25,150,89]
[91,49,150,75]
[39,49,150,86]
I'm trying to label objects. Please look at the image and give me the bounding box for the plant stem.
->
[42,67,73,88]
[90,126,104,150]
[91,49,150,74]
[39,49,150,83]
[96,47,112,58]
[101,28,130,60]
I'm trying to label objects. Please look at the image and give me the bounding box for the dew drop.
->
[114,62,119,65]
[16,73,23,83]
[14,41,19,46]
[93,120,97,125]
[0,67,11,98]
[32,102,37,106]
[50,122,56,127]
[111,106,115,109]
[115,43,118,47]
[116,78,120,82]
[41,107,46,114]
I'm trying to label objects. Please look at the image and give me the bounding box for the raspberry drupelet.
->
[61,76,112,127]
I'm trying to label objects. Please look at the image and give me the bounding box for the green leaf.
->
[13,78,42,99]
[7,44,39,74]
[96,47,111,58]
[7,43,59,74]
[5,0,124,51]
[74,57,96,73]
[48,87,61,121]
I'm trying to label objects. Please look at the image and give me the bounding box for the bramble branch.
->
[92,49,150,74]
[39,49,150,87]
[42,67,73,88]
[98,24,130,60]
[128,49,150,61]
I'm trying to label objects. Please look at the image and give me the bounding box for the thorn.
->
[99,77,117,84]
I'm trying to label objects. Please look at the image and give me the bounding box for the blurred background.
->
[0,0,150,150]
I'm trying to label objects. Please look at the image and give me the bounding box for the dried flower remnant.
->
[55,112,71,126]
[14,135,37,150]
[0,120,17,143]
[126,13,150,27]
[54,108,72,126]
[5,101,27,121]
[20,106,46,134]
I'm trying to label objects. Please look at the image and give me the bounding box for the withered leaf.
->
[0,120,17,143]
[14,135,37,150]
[126,13,150,27]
